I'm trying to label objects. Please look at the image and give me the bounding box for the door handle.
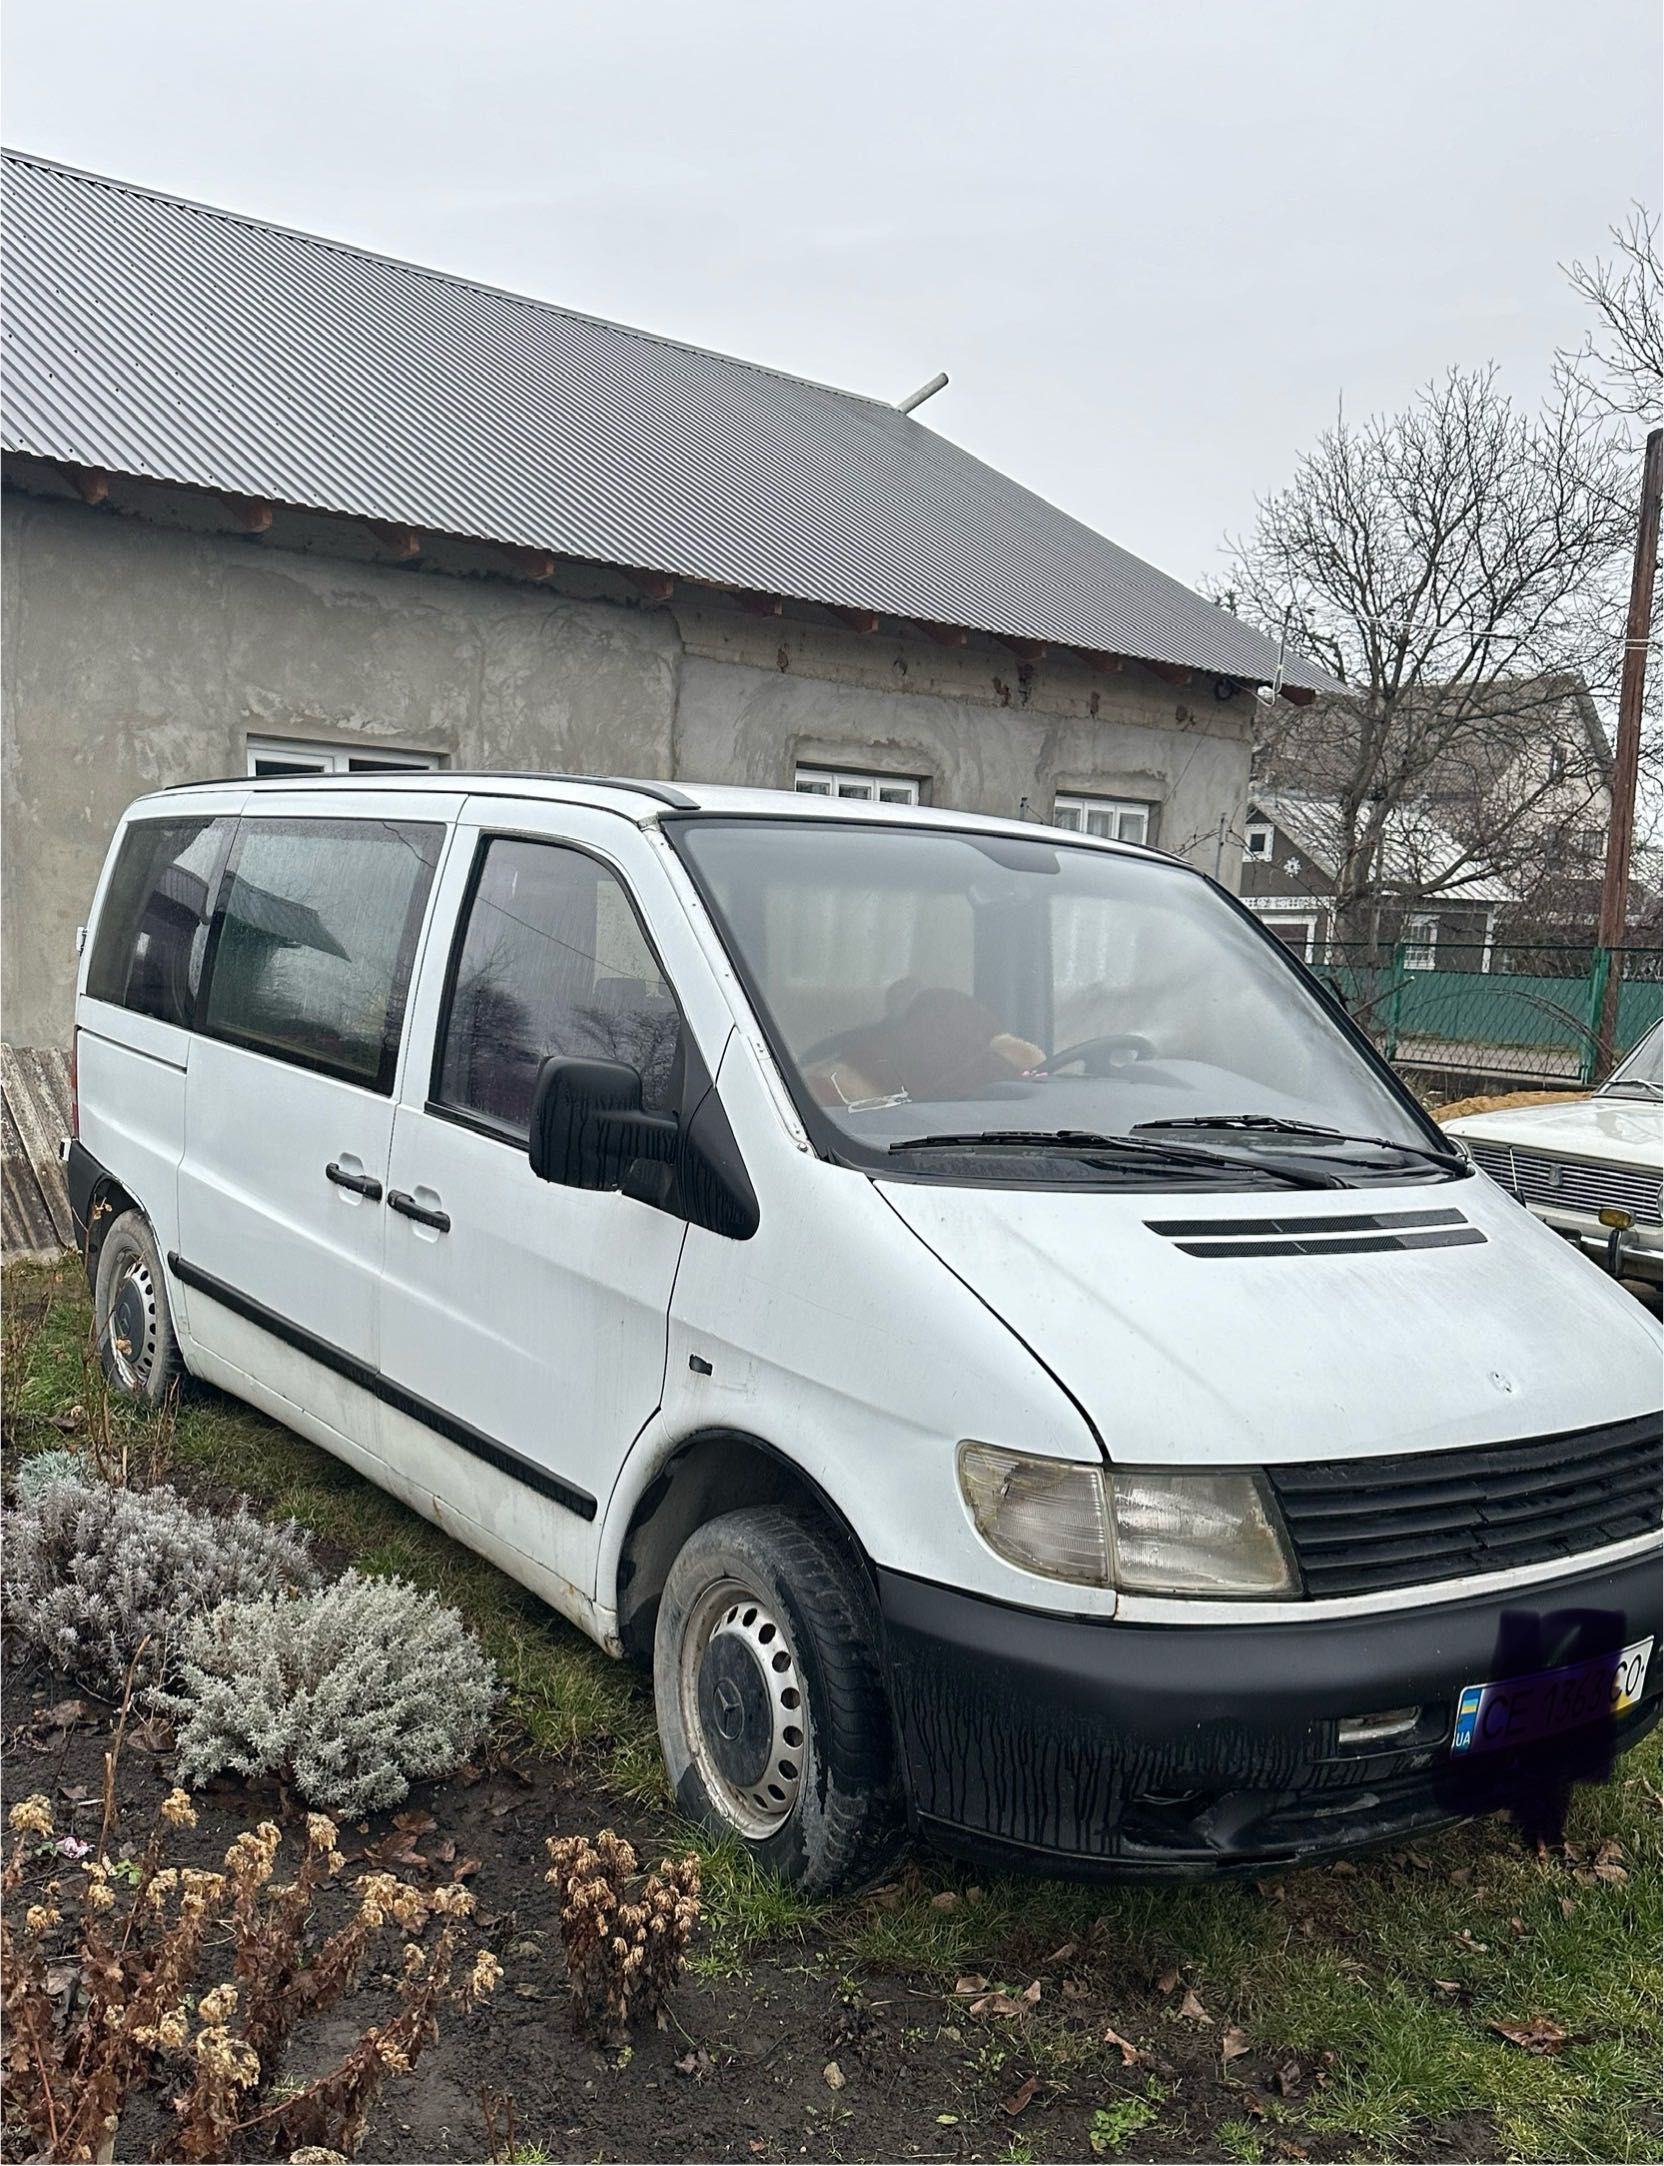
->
[388,1189,451,1233]
[325,1162,383,1200]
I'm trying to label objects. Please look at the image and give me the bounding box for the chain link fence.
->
[1314,941,1662,1101]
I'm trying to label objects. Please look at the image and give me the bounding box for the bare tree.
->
[1556,206,1663,430]
[1221,366,1633,942]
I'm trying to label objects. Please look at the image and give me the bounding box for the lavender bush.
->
[3,1479,317,1697]
[162,1571,498,1815]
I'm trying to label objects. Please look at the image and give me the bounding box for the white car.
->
[65,774,1662,1888]
[1445,1023,1663,1287]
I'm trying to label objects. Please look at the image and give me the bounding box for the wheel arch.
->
[610,1426,875,1662]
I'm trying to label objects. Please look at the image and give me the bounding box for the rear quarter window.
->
[199,817,444,1091]
[85,817,234,1029]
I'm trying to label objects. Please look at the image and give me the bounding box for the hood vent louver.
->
[1144,1206,1485,1259]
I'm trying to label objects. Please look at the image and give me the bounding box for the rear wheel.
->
[652,1506,905,1892]
[93,1210,184,1409]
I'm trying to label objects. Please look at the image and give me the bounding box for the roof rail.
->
[163,770,701,810]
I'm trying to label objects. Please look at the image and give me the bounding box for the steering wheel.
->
[1042,1032,1156,1076]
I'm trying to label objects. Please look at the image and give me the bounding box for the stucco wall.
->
[2,487,1254,1047]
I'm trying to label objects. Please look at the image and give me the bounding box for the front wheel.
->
[652,1507,905,1893]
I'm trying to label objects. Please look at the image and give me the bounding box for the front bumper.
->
[877,1547,1662,1878]
[1531,1202,1662,1283]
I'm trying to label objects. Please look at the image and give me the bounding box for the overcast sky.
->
[4,1,1658,591]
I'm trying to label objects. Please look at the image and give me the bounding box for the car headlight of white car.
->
[956,1444,1298,1596]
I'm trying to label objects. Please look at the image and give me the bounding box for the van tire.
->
[93,1211,185,1410]
[653,1507,905,1894]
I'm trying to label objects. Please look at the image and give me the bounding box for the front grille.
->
[1466,1139,1662,1227]
[1269,1414,1663,1597]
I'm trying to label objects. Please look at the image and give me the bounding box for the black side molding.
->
[166,1252,597,1522]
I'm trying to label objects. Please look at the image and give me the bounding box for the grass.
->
[5,1254,1661,2161]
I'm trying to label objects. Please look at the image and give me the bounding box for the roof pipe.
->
[896,371,949,415]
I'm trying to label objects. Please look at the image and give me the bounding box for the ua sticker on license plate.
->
[1450,1636,1654,1756]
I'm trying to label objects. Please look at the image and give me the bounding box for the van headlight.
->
[956,1446,1297,1596]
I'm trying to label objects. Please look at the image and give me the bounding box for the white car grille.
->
[1465,1140,1663,1227]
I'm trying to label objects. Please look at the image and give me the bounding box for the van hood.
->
[876,1172,1662,1468]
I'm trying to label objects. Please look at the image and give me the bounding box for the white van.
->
[67,775,1662,1889]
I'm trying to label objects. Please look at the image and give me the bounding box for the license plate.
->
[1451,1636,1654,1756]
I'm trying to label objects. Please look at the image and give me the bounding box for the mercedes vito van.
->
[66,774,1662,1889]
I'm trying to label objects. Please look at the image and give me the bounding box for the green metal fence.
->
[1316,942,1662,1098]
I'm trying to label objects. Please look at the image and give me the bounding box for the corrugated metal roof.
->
[1,1045,73,1260]
[1251,789,1515,903]
[1,149,1331,691]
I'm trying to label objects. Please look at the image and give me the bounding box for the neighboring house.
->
[1240,789,1513,967]
[0,149,1329,1077]
[1254,673,1616,940]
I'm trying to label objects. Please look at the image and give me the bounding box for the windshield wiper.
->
[1133,1113,1463,1169]
[886,1128,1340,1189]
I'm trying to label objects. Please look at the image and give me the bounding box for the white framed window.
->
[1244,821,1275,860]
[794,765,921,805]
[1052,793,1152,845]
[1403,913,1440,972]
[246,735,442,779]
[1260,913,1321,964]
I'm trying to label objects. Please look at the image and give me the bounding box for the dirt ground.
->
[2,1643,1505,2166]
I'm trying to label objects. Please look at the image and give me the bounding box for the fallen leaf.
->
[675,2048,713,2081]
[1433,1979,1464,1995]
[969,1992,1024,2020]
[1558,1896,1578,1919]
[952,1974,988,1998]
[1329,1858,1358,1876]
[450,1855,480,1882]
[1042,1941,1077,1967]
[1488,2015,1567,2056]
[1255,1879,1286,1903]
[1270,2056,1305,2097]
[1103,2025,1141,2066]
[1508,1915,1526,1936]
[1221,2026,1251,2062]
[1062,1978,1087,2000]
[1002,2075,1039,2116]
[1020,1978,1042,2007]
[1155,1966,1181,1996]
[39,1699,90,1732]
[44,1960,79,1997]
[822,2061,845,2091]
[965,1886,984,1905]
[393,1809,435,1835]
[1453,1928,1488,1952]
[1595,1838,1626,1864]
[936,2114,960,2126]
[1406,1849,1433,1870]
[1178,1987,1213,2024]
[431,1838,456,1864]
[929,1890,959,1911]
[1593,1860,1630,1884]
[1276,2143,1311,2162]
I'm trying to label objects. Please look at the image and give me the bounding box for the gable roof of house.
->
[0,148,1331,692]
[1250,788,1515,904]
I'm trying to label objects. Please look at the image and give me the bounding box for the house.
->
[1240,788,1513,967]
[0,150,1330,1073]
[1253,673,1616,942]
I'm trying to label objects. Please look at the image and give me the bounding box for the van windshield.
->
[671,818,1456,1187]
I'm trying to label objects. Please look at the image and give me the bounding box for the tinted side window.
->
[86,817,233,1028]
[200,818,443,1091]
[436,838,682,1135]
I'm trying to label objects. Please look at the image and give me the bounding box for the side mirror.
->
[528,1056,678,1190]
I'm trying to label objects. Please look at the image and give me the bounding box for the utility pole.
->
[1595,425,1662,1072]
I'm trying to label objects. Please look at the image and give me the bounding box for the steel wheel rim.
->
[105,1251,159,1392]
[679,1575,807,1839]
